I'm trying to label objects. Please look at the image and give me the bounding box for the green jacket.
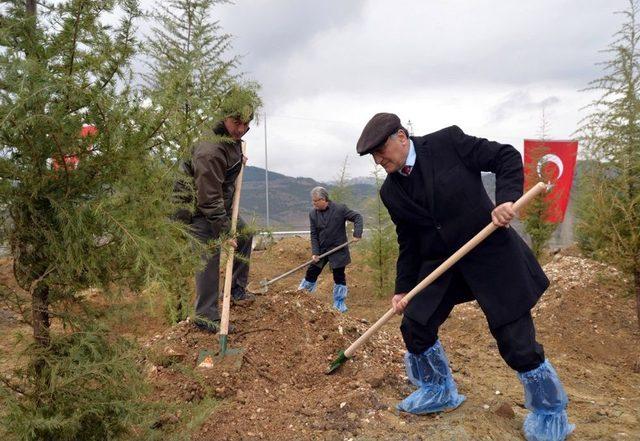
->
[192,122,243,235]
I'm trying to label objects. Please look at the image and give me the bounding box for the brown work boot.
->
[193,319,235,334]
[231,290,256,305]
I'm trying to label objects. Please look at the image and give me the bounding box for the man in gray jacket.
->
[190,109,255,333]
[298,187,363,312]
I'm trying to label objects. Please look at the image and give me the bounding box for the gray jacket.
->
[309,202,363,268]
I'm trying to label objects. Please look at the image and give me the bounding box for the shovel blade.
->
[257,279,269,294]
[196,336,245,371]
[247,279,269,294]
[325,350,349,375]
[217,347,245,370]
[196,348,244,370]
[218,335,244,370]
[196,348,245,371]
[197,349,216,369]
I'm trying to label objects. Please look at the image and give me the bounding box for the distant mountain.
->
[240,166,376,229]
[240,166,327,229]
[326,176,377,186]
[241,166,495,230]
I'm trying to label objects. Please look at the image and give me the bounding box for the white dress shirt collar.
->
[398,139,416,176]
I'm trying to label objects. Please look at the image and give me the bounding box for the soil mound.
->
[145,241,640,441]
[146,288,405,441]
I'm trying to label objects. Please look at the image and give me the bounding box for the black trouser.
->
[400,273,545,373]
[190,214,253,322]
[304,258,346,285]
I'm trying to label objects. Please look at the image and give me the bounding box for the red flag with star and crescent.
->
[523,139,578,223]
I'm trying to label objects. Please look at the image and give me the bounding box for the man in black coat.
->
[298,186,363,313]
[356,113,574,441]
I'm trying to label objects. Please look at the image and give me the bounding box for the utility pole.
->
[26,0,37,16]
[407,119,414,136]
[264,112,270,229]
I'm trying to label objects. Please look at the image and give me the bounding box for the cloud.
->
[490,90,561,124]
[219,0,625,109]
[219,0,367,61]
[134,0,628,180]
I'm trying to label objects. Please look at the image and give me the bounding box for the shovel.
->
[248,239,357,294]
[197,141,247,370]
[326,182,549,374]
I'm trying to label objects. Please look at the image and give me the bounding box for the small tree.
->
[329,155,353,205]
[576,0,640,326]
[328,155,355,240]
[363,165,398,297]
[0,1,201,437]
[523,108,558,259]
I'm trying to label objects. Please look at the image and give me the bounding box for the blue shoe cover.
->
[518,360,575,441]
[397,340,466,414]
[332,284,348,313]
[297,278,317,292]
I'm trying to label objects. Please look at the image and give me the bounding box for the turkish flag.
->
[523,139,578,223]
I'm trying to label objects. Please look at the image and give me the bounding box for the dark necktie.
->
[401,165,413,176]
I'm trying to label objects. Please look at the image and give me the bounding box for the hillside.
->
[238,168,527,245]
[240,166,495,231]
[240,166,377,229]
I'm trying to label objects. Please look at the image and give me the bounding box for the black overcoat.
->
[380,125,549,329]
[309,202,364,269]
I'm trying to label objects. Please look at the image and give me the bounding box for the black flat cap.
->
[356,112,402,155]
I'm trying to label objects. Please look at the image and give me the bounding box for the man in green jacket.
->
[189,107,255,333]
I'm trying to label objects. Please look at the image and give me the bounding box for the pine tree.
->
[523,108,558,259]
[363,165,398,297]
[576,0,640,326]
[143,0,241,162]
[143,0,261,322]
[0,1,202,437]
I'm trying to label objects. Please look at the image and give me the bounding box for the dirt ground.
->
[144,237,640,441]
[2,238,640,440]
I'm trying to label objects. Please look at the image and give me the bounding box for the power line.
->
[255,113,576,151]
[264,114,357,126]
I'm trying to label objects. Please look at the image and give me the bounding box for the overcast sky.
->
[141,0,627,181]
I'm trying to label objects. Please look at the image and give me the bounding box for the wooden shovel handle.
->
[343,182,549,358]
[220,142,246,337]
[265,239,356,286]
